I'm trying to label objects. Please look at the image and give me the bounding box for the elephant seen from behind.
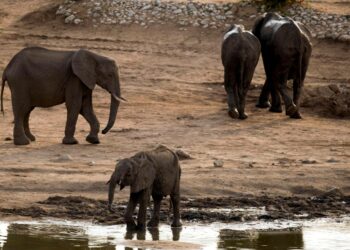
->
[221,24,260,119]
[108,145,182,230]
[1,47,126,145]
[253,12,312,118]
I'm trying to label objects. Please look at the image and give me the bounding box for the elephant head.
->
[72,49,126,134]
[108,154,156,212]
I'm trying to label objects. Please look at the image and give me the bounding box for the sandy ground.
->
[0,0,349,215]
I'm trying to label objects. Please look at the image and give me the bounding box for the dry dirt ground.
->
[0,0,349,220]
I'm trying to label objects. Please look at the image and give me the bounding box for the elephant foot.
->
[62,137,79,145]
[147,219,159,228]
[286,104,298,117]
[171,220,182,228]
[269,106,283,113]
[126,221,137,231]
[290,111,302,119]
[86,135,100,144]
[26,133,36,142]
[228,109,239,119]
[239,113,248,120]
[14,135,30,146]
[256,101,271,108]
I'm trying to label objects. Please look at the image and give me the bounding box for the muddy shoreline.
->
[1,192,349,224]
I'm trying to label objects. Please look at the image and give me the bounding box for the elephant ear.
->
[72,49,97,90]
[130,154,156,193]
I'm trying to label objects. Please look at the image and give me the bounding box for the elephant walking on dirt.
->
[1,47,126,145]
[253,12,312,118]
[221,24,261,119]
[108,145,182,230]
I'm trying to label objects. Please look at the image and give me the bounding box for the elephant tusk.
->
[112,94,127,103]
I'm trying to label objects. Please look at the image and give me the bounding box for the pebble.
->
[301,159,317,164]
[213,159,224,168]
[52,154,73,162]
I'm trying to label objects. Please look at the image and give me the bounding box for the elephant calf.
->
[1,47,126,145]
[221,24,260,119]
[108,145,182,230]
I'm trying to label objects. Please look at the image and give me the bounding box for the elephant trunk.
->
[102,94,120,134]
[108,172,118,212]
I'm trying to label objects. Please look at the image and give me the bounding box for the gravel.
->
[56,0,350,42]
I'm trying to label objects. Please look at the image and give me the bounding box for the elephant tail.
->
[1,72,6,115]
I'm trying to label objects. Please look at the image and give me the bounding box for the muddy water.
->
[0,218,349,250]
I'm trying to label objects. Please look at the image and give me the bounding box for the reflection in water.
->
[218,229,303,250]
[124,227,182,242]
[0,218,349,250]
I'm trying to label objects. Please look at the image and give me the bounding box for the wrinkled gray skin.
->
[252,12,312,118]
[1,47,126,145]
[221,24,260,119]
[108,145,182,230]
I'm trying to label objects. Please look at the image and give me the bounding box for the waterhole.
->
[0,217,349,249]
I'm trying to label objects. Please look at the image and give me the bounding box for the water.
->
[0,217,349,250]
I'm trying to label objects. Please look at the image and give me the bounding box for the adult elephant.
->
[108,145,182,230]
[252,12,312,118]
[1,47,126,145]
[221,24,260,119]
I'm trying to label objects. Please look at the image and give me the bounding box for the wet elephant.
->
[1,47,126,145]
[108,145,182,230]
[252,12,312,118]
[221,24,261,119]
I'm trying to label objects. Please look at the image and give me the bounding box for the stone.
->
[4,137,12,141]
[64,14,75,24]
[88,161,96,166]
[328,84,341,94]
[73,18,82,24]
[52,154,73,162]
[213,159,224,168]
[301,159,317,164]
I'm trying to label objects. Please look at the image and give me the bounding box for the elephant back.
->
[146,145,181,196]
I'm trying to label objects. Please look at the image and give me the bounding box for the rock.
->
[52,154,73,162]
[301,159,317,164]
[64,14,75,24]
[326,158,339,163]
[175,149,192,160]
[328,84,341,94]
[213,159,224,168]
[88,161,96,166]
[4,137,12,141]
[73,18,82,24]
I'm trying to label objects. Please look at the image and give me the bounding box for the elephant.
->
[252,12,312,119]
[0,47,126,145]
[221,24,260,119]
[107,145,182,230]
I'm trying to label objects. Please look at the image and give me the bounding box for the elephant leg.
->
[269,85,282,113]
[62,93,82,144]
[291,78,303,119]
[12,100,30,145]
[237,81,249,120]
[147,194,163,228]
[148,227,160,241]
[275,73,297,117]
[170,193,182,228]
[137,188,150,230]
[224,69,239,119]
[80,95,100,144]
[24,107,35,141]
[256,79,271,108]
[125,193,138,230]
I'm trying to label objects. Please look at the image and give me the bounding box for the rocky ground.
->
[57,0,350,42]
